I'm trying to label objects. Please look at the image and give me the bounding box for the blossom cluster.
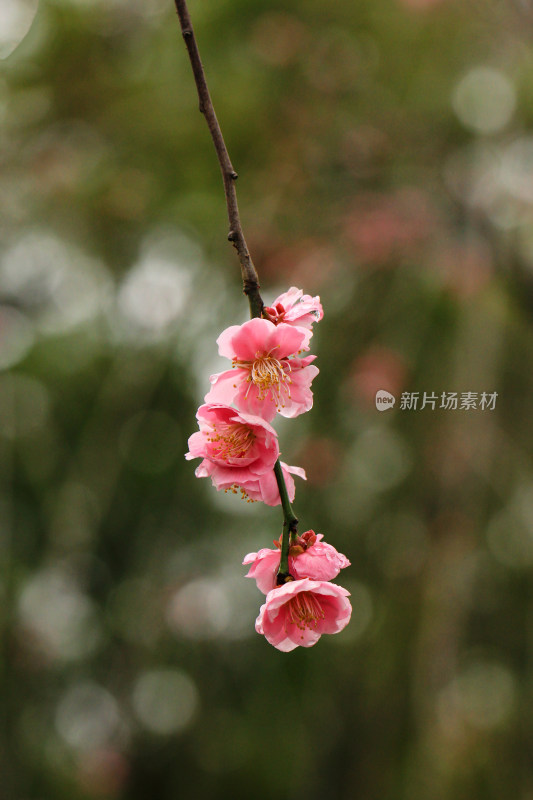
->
[186,287,352,650]
[186,287,321,506]
[244,531,351,651]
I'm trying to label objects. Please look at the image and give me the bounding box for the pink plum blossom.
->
[185,404,279,496]
[263,287,324,330]
[204,317,319,422]
[255,578,352,651]
[243,530,350,593]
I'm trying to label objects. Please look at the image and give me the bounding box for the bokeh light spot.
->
[452,67,515,135]
[132,669,198,735]
[55,682,122,751]
[439,660,515,731]
[0,0,39,59]
[18,567,102,662]
[166,578,231,640]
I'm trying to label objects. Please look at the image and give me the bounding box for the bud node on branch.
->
[243,278,260,293]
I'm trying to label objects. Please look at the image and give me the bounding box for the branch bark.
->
[173,0,263,318]
[273,461,299,585]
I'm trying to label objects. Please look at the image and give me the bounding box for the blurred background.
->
[2,0,533,797]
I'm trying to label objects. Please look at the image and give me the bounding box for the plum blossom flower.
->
[243,531,350,593]
[263,287,324,331]
[204,317,319,422]
[185,404,279,495]
[255,578,352,651]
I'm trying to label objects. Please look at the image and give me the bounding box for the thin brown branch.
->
[173,0,263,318]
[174,0,299,563]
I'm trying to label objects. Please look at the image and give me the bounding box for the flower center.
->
[251,354,285,393]
[234,349,292,407]
[207,422,255,461]
[287,591,325,631]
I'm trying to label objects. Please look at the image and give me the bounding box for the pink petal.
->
[276,364,319,419]
[250,472,282,506]
[243,548,280,594]
[229,410,278,435]
[285,619,322,648]
[270,637,300,652]
[219,318,278,361]
[291,541,350,582]
[258,605,299,651]
[268,323,309,359]
[285,464,307,481]
[273,287,303,308]
[234,382,278,422]
[271,287,324,329]
[317,595,352,634]
[262,578,313,612]
[216,325,243,359]
[204,369,243,406]
[185,431,207,459]
[194,460,211,478]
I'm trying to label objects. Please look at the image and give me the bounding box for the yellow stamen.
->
[223,483,256,503]
[234,347,292,408]
[207,422,255,461]
[286,591,325,632]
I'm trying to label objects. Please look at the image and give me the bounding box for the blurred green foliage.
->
[2,0,533,798]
